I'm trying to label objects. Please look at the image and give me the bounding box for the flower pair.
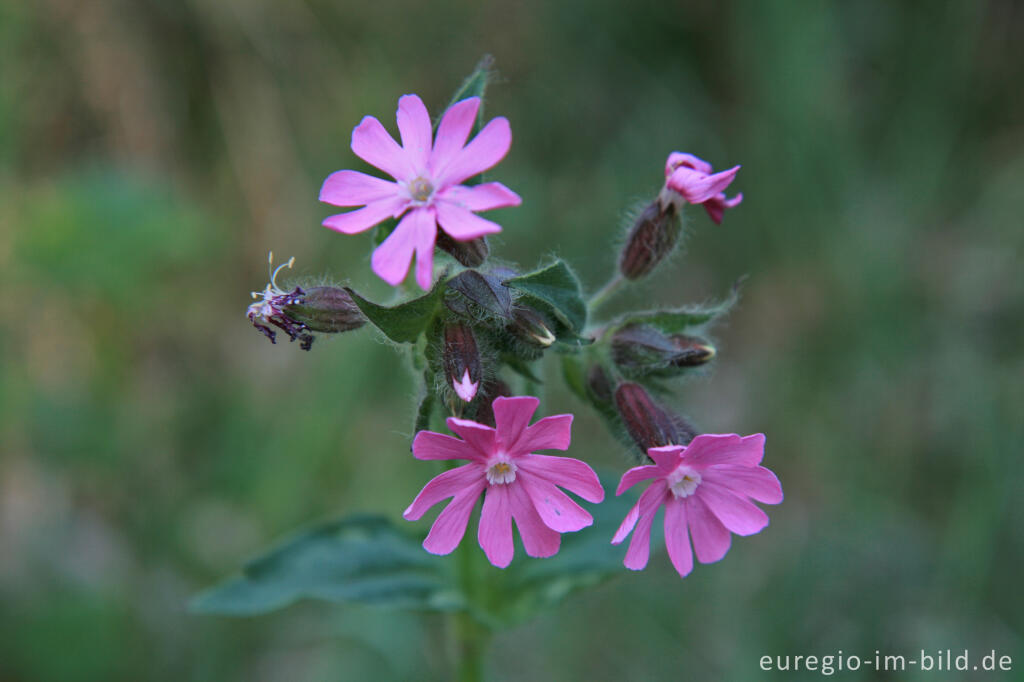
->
[405,396,782,577]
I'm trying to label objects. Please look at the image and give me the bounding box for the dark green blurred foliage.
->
[1,0,1022,680]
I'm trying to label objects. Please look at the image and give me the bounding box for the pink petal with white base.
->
[438,182,522,212]
[506,414,573,457]
[323,196,407,235]
[663,500,694,577]
[492,396,538,448]
[429,97,480,173]
[698,481,770,535]
[435,116,512,188]
[370,207,435,287]
[445,417,497,456]
[413,212,438,290]
[682,433,765,469]
[403,464,482,520]
[452,369,479,402]
[478,485,514,568]
[320,170,398,207]
[509,482,561,558]
[685,494,732,563]
[396,94,432,170]
[350,115,414,180]
[518,471,592,533]
[622,482,668,570]
[519,454,604,503]
[422,483,486,556]
[615,464,662,496]
[647,445,685,472]
[704,465,783,504]
[412,430,479,461]
[436,202,504,241]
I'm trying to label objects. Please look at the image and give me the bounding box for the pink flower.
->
[404,396,604,568]
[612,433,782,578]
[662,152,743,224]
[319,94,521,290]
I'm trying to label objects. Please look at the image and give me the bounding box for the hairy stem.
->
[588,273,626,311]
[451,540,491,681]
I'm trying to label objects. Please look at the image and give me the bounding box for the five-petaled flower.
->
[612,433,782,578]
[319,94,521,290]
[404,396,604,568]
[662,152,743,224]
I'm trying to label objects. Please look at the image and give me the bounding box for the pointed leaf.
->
[612,278,743,335]
[345,277,447,343]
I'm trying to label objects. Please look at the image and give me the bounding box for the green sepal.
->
[189,515,462,616]
[608,277,743,336]
[503,260,588,334]
[345,276,447,344]
[446,269,513,321]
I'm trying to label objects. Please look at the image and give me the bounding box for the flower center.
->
[667,465,702,498]
[485,458,518,485]
[408,176,434,203]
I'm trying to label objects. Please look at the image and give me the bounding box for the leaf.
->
[413,370,436,434]
[345,277,447,344]
[443,55,494,131]
[611,278,744,335]
[503,260,587,333]
[446,270,513,320]
[190,515,462,616]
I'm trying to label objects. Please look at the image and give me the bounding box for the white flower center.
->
[667,465,702,498]
[408,176,435,203]
[485,457,517,485]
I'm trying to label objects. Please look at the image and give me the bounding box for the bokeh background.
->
[2,0,1023,679]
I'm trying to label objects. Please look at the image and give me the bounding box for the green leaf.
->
[190,515,462,616]
[345,277,447,344]
[503,260,587,333]
[611,278,744,335]
[443,55,494,132]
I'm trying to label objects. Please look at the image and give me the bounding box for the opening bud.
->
[443,323,483,402]
[611,324,715,377]
[614,382,696,454]
[436,232,489,267]
[508,306,556,348]
[618,200,681,280]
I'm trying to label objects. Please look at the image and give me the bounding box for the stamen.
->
[667,465,702,498]
[485,458,518,485]
[408,176,435,203]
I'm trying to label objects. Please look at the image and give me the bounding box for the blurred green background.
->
[2,0,1022,679]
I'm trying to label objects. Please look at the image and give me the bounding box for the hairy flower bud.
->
[586,363,613,404]
[508,306,556,348]
[614,382,696,454]
[283,286,365,334]
[618,200,680,280]
[611,324,715,377]
[436,232,489,267]
[443,323,482,402]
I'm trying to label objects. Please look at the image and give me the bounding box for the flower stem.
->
[588,273,626,312]
[451,541,491,681]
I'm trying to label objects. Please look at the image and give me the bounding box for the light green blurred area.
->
[2,0,1022,679]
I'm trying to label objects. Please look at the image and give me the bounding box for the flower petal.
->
[685,494,732,563]
[435,201,504,241]
[445,417,497,457]
[518,454,604,503]
[698,481,770,536]
[666,165,740,204]
[478,484,514,568]
[322,196,407,235]
[412,208,438,290]
[703,464,782,504]
[369,209,418,285]
[506,414,573,457]
[518,471,592,533]
[703,192,743,224]
[351,115,414,181]
[509,481,560,558]
[492,396,538,450]
[429,97,480,175]
[663,499,694,578]
[437,182,522,212]
[665,152,713,176]
[412,430,480,462]
[612,499,641,545]
[319,170,399,207]
[615,464,661,496]
[435,116,512,188]
[682,433,765,469]
[396,94,432,171]
[647,445,685,472]
[621,481,668,570]
[403,463,482,520]
[422,483,486,556]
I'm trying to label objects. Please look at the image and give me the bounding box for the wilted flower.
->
[247,253,314,350]
[320,94,521,290]
[662,152,742,224]
[612,433,782,578]
[404,396,604,568]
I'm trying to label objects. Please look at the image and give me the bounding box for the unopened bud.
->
[618,200,680,280]
[284,286,365,334]
[508,307,556,348]
[614,382,696,453]
[586,363,613,404]
[436,232,489,267]
[611,324,715,376]
[442,323,482,402]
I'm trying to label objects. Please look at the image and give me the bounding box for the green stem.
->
[451,541,491,681]
[588,273,626,311]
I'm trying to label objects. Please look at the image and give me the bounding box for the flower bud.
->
[614,382,696,453]
[436,232,489,267]
[611,324,715,376]
[507,306,556,348]
[283,286,365,334]
[586,363,613,404]
[443,323,482,402]
[618,200,680,280]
